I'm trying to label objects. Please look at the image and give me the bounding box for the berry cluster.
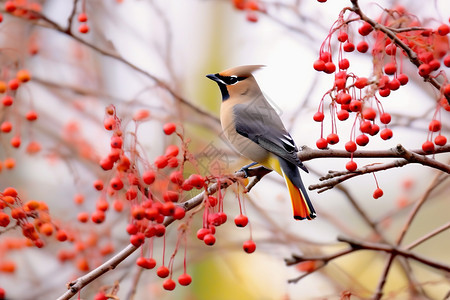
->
[196,186,256,254]
[231,0,265,23]
[0,69,41,169]
[77,11,89,34]
[313,6,449,172]
[2,0,42,21]
[86,105,256,292]
[0,186,69,250]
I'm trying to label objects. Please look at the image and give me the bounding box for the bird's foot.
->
[238,162,258,178]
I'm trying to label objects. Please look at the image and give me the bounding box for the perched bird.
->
[206,65,316,220]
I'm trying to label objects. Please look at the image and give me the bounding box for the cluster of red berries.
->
[2,0,42,21]
[93,106,210,290]
[313,6,449,172]
[0,69,41,157]
[196,189,256,254]
[231,0,264,23]
[0,187,70,250]
[77,12,89,34]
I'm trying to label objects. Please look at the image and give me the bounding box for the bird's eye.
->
[226,76,238,85]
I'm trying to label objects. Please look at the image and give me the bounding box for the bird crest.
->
[219,65,265,77]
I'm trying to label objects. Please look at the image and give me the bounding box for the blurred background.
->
[0,0,449,299]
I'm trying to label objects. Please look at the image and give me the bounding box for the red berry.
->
[103,117,116,130]
[316,138,328,149]
[338,59,350,70]
[337,31,348,42]
[142,170,156,184]
[397,73,409,85]
[10,136,21,148]
[428,120,441,132]
[444,55,450,67]
[173,206,185,220]
[437,24,450,36]
[187,174,205,189]
[320,52,332,63]
[380,112,391,124]
[4,1,16,12]
[345,141,357,152]
[234,214,249,227]
[163,279,176,290]
[246,11,258,22]
[243,240,256,253]
[369,124,380,136]
[337,109,349,121]
[313,59,326,72]
[136,257,156,269]
[154,155,168,169]
[326,133,339,145]
[362,108,376,120]
[25,110,38,121]
[165,145,179,157]
[373,188,384,199]
[163,123,176,135]
[91,210,105,224]
[157,266,170,278]
[110,136,123,148]
[167,156,178,168]
[418,63,431,77]
[388,79,400,91]
[2,95,13,106]
[356,41,369,53]
[78,12,88,22]
[154,224,166,237]
[130,233,145,247]
[203,233,216,246]
[346,160,357,171]
[380,128,393,140]
[169,170,184,185]
[178,273,192,286]
[349,100,362,112]
[110,177,124,190]
[313,111,324,122]
[422,140,435,153]
[56,230,68,241]
[1,121,12,133]
[78,24,89,34]
[356,134,369,146]
[358,22,373,36]
[444,84,450,97]
[77,212,89,223]
[343,42,355,52]
[378,88,391,97]
[208,196,218,207]
[434,135,447,146]
[196,228,210,240]
[126,223,139,235]
[384,62,397,75]
[324,62,336,74]
[385,44,397,55]
[429,59,441,71]
[93,179,104,191]
[337,92,351,104]
[354,77,368,89]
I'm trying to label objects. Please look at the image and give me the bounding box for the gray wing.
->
[233,102,308,173]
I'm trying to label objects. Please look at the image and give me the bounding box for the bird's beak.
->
[206,73,220,82]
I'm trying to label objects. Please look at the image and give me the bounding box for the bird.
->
[206,65,316,220]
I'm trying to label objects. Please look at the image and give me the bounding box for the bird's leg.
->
[238,162,258,178]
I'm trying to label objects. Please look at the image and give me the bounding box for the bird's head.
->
[206,65,265,101]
